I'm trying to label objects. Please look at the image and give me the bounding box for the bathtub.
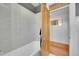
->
[3,41,40,56]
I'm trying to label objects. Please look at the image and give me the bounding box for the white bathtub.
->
[3,41,40,56]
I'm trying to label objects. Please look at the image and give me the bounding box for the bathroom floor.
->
[33,51,55,56]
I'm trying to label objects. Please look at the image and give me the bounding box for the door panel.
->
[41,4,50,56]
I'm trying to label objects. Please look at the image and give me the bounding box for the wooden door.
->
[41,3,50,56]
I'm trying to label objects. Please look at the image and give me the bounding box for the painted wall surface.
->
[34,13,41,41]
[0,4,12,54]
[0,3,39,54]
[69,3,79,56]
[11,4,36,50]
[50,7,70,44]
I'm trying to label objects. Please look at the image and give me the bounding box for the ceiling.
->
[19,3,40,14]
[31,3,40,7]
[18,3,54,14]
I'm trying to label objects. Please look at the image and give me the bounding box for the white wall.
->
[11,4,36,50]
[50,7,69,44]
[34,13,41,41]
[0,3,39,54]
[0,4,12,54]
[69,3,79,56]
